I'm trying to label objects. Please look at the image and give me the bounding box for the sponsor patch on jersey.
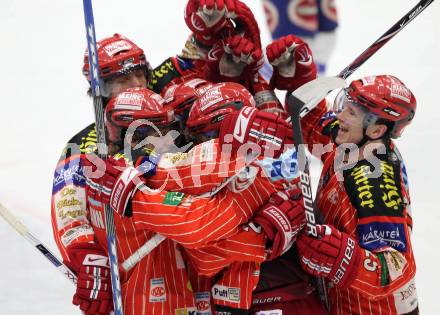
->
[393,278,418,314]
[163,192,185,206]
[195,292,211,315]
[149,278,167,302]
[61,224,94,247]
[52,158,86,194]
[384,249,407,281]
[357,221,407,252]
[175,307,197,315]
[161,152,189,167]
[212,284,240,303]
[53,185,87,230]
[344,159,405,218]
[257,148,298,182]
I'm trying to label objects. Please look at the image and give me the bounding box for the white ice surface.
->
[0,0,439,314]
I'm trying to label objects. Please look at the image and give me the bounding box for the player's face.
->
[132,123,179,153]
[335,102,366,145]
[108,69,147,97]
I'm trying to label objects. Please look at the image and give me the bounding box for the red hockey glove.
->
[219,107,293,158]
[84,155,144,217]
[254,187,305,260]
[185,0,236,45]
[206,35,263,83]
[233,1,262,49]
[296,224,361,288]
[65,243,113,315]
[266,35,317,92]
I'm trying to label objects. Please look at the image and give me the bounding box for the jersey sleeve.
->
[132,155,280,249]
[344,158,417,302]
[51,124,98,262]
[145,139,247,195]
[51,154,95,262]
[131,188,249,249]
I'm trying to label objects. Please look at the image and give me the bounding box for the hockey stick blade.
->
[293,77,346,118]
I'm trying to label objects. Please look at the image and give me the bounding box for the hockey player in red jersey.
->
[84,30,330,315]
[239,33,329,315]
[51,36,201,314]
[295,75,419,314]
[85,81,307,313]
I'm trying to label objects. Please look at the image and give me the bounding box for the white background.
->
[0,0,439,314]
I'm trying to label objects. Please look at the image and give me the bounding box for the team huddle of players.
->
[50,1,419,314]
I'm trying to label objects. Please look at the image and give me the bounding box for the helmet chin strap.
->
[356,128,373,148]
[355,112,379,148]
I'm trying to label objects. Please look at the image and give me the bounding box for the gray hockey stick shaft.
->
[0,202,77,285]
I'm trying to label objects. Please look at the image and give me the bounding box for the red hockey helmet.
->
[334,75,416,138]
[83,33,152,82]
[162,77,214,116]
[186,82,256,133]
[105,87,175,143]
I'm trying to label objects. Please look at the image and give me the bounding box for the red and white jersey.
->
[132,138,299,309]
[300,101,418,315]
[188,260,261,312]
[132,139,298,267]
[51,124,198,315]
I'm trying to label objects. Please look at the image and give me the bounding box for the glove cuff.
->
[332,234,361,288]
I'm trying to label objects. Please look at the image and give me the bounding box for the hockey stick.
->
[0,202,77,285]
[286,0,435,308]
[297,0,436,118]
[82,1,124,314]
[122,233,165,271]
[288,78,345,309]
[288,0,436,234]
[120,0,437,275]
